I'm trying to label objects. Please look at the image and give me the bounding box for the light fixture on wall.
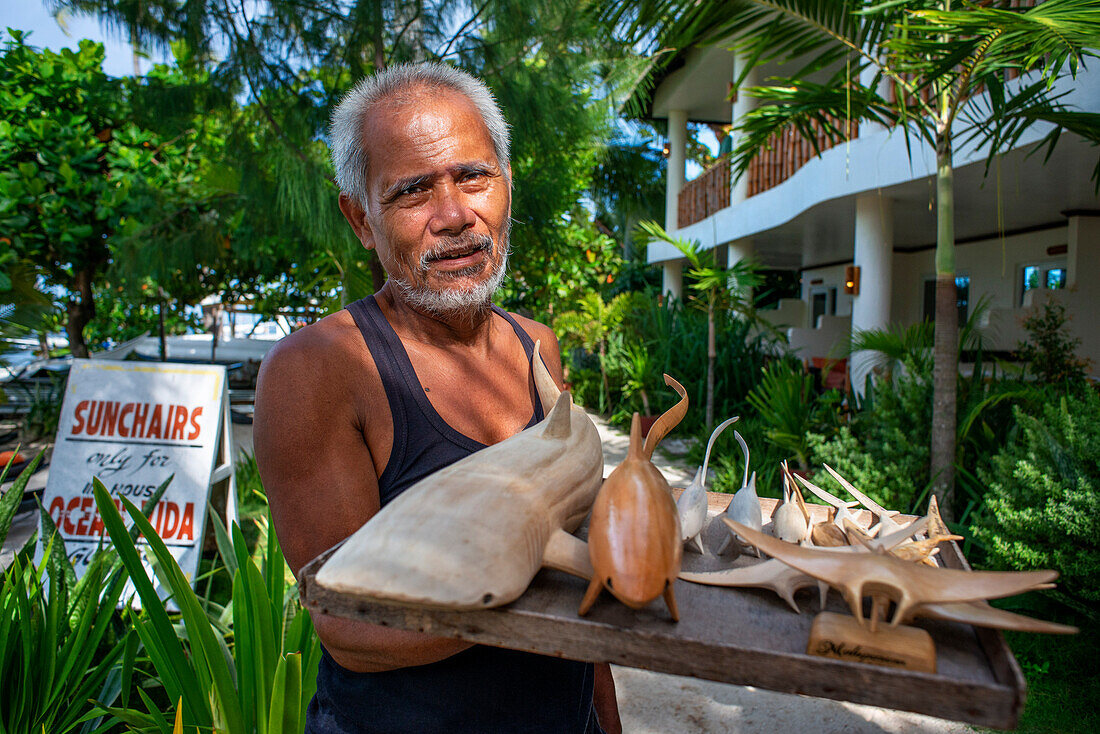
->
[661,141,671,158]
[844,265,861,295]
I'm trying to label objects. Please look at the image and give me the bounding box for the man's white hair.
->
[329,62,511,205]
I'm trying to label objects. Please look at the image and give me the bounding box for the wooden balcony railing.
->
[676,115,857,228]
[747,115,859,197]
[677,157,730,229]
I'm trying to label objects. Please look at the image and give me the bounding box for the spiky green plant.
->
[93,479,320,733]
[0,453,133,734]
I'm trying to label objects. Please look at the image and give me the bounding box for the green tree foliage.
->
[635,220,760,430]
[555,290,631,412]
[82,282,199,350]
[0,33,226,356]
[972,390,1100,609]
[748,360,840,471]
[808,363,933,513]
[53,0,628,318]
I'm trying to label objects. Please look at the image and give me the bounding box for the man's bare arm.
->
[253,320,470,671]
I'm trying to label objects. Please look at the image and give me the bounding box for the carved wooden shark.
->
[314,341,603,610]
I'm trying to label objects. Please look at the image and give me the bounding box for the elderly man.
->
[254,63,621,733]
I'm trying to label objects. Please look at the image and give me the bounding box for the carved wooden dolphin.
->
[315,341,603,610]
[580,376,689,620]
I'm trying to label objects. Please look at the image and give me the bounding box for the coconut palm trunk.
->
[706,291,716,432]
[931,132,957,515]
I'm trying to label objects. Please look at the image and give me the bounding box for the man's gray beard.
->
[391,234,510,317]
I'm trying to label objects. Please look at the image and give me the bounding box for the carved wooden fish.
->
[580,376,688,621]
[314,341,603,610]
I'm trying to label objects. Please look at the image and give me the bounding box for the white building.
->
[642,37,1100,385]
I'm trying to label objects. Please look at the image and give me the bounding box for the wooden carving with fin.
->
[314,341,603,610]
[724,520,1059,628]
[580,375,688,621]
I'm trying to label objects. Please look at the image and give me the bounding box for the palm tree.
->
[635,220,760,432]
[555,292,631,413]
[607,0,1100,511]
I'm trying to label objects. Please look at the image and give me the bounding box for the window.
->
[1019,261,1067,305]
[923,275,970,324]
[1047,268,1067,290]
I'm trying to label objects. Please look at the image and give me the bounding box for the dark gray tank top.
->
[305,296,599,734]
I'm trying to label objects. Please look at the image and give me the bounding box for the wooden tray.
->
[299,494,1026,730]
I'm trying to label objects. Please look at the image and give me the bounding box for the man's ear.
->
[338,193,376,251]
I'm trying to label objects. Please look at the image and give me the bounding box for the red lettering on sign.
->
[177,503,195,540]
[48,496,65,526]
[146,404,164,439]
[117,403,134,437]
[63,497,81,535]
[87,402,104,435]
[73,496,93,535]
[188,407,203,441]
[101,402,120,437]
[161,502,180,538]
[131,402,149,438]
[72,400,89,435]
[171,405,188,440]
[87,505,104,536]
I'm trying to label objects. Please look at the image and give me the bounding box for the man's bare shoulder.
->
[259,311,373,387]
[505,311,564,385]
[506,312,557,348]
[264,310,359,367]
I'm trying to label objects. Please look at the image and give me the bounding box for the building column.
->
[730,54,760,205]
[850,192,894,393]
[1067,213,1100,291]
[1066,213,1100,370]
[728,239,754,299]
[665,109,688,232]
[663,260,684,302]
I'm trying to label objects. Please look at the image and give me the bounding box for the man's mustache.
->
[418,233,495,271]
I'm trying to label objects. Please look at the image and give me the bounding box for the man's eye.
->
[400,184,427,196]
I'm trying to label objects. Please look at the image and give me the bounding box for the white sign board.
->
[40,359,229,600]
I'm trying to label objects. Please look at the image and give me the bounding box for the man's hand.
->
[594,663,622,734]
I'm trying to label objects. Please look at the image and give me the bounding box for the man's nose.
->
[430,182,476,235]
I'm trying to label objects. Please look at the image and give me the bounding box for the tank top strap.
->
[492,305,546,423]
[344,296,416,489]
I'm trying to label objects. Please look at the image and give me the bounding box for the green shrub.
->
[0,453,130,734]
[971,389,1100,608]
[806,363,932,513]
[94,479,321,733]
[746,360,839,470]
[1015,296,1091,385]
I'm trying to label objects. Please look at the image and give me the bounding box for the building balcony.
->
[677,114,859,229]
